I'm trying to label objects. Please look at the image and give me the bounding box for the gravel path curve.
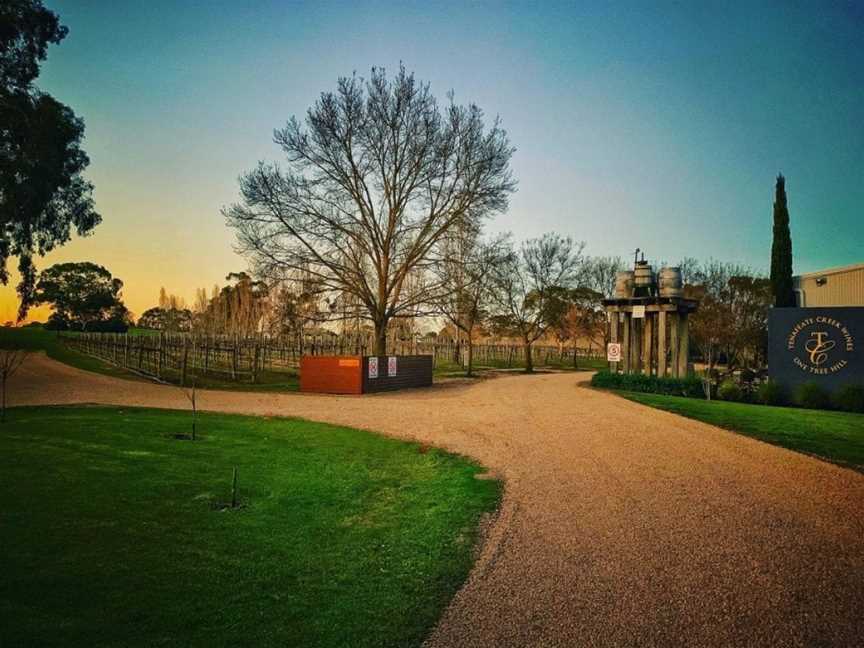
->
[12,354,864,646]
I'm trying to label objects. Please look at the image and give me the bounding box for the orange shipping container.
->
[300,356,362,394]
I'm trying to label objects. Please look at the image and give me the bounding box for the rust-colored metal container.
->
[300,355,363,394]
[300,354,433,394]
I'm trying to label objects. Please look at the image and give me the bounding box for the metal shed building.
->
[794,262,864,307]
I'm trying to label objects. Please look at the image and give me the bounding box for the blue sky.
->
[8,0,863,319]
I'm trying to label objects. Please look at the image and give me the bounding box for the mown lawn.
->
[621,392,864,469]
[434,355,606,378]
[0,326,148,381]
[0,327,301,391]
[0,406,500,647]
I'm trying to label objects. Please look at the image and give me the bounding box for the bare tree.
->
[0,349,29,422]
[435,229,510,376]
[184,379,198,440]
[224,66,516,355]
[586,255,624,299]
[489,234,586,373]
[549,286,605,366]
[584,254,624,349]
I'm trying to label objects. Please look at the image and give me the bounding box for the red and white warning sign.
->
[388,356,398,376]
[368,357,379,378]
[606,343,622,362]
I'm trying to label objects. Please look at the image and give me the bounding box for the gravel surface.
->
[13,354,864,647]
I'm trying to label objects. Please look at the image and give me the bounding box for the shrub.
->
[717,379,743,402]
[756,380,786,406]
[793,382,830,410]
[832,384,864,413]
[590,371,704,398]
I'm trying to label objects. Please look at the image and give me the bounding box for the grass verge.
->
[0,406,500,647]
[0,326,146,381]
[620,392,864,469]
[0,327,300,390]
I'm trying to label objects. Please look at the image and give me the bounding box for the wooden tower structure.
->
[603,255,699,377]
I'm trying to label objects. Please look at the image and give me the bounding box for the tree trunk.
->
[466,335,474,377]
[374,319,388,356]
[524,337,534,373]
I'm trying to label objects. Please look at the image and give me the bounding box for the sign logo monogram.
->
[786,316,854,376]
[804,331,835,366]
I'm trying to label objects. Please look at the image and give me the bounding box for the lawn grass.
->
[0,326,146,381]
[434,355,606,378]
[0,406,500,647]
[0,327,301,390]
[620,392,864,469]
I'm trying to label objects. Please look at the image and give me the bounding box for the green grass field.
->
[433,355,606,378]
[621,392,864,469]
[0,406,500,647]
[0,326,146,381]
[0,327,301,390]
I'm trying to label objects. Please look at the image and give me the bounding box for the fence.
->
[58,331,604,385]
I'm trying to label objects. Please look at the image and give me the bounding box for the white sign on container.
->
[388,356,398,376]
[632,305,646,319]
[607,343,622,362]
[368,357,379,379]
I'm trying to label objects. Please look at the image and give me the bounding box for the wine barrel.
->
[659,266,683,297]
[614,271,634,298]
[634,263,654,288]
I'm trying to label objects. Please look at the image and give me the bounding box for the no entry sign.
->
[607,343,622,362]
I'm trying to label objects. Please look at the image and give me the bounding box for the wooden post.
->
[642,314,653,375]
[631,317,642,373]
[252,342,260,383]
[621,313,631,374]
[181,338,189,387]
[609,312,619,373]
[231,338,238,380]
[678,312,690,377]
[669,313,680,378]
[157,333,163,378]
[657,310,667,378]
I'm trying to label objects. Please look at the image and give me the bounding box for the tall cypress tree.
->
[770,174,795,307]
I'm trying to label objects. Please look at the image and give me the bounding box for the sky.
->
[5,0,864,322]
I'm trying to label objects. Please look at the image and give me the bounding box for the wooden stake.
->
[657,310,667,378]
[231,467,238,508]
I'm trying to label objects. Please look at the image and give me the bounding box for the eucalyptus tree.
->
[1,1,100,317]
[224,66,515,355]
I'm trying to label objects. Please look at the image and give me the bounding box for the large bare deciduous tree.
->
[224,66,516,355]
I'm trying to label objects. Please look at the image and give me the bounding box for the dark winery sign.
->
[768,307,863,392]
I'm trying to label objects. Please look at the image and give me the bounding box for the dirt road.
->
[13,354,864,646]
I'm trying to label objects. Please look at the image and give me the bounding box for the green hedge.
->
[717,379,743,402]
[593,370,864,414]
[793,382,831,410]
[832,384,864,413]
[591,370,704,398]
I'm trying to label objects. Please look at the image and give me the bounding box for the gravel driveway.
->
[13,354,864,646]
